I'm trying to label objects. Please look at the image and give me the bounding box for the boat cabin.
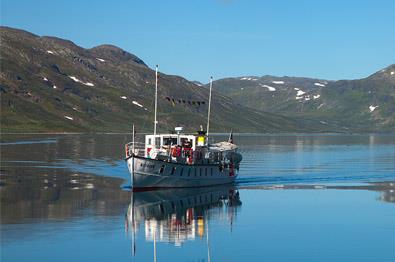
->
[144,128,207,159]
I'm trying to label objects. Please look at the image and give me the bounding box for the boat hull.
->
[126,156,238,189]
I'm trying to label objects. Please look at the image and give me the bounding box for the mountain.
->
[0,26,308,133]
[212,67,395,132]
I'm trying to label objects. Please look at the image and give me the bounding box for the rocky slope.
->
[212,66,395,132]
[0,26,308,133]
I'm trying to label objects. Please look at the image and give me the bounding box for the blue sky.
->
[1,0,394,82]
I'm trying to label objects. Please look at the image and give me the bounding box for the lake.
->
[1,134,395,262]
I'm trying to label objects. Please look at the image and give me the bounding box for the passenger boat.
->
[124,66,242,189]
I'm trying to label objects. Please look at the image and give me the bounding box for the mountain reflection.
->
[0,169,130,224]
[126,186,241,247]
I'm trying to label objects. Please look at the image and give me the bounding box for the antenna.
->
[154,65,158,135]
[206,76,213,145]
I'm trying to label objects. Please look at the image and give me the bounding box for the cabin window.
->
[159,165,165,174]
[171,167,176,175]
[194,168,197,177]
[187,168,191,176]
[163,137,177,146]
[205,168,208,176]
[180,168,184,176]
[199,168,202,176]
[155,137,161,148]
[181,138,192,147]
[210,168,213,176]
[148,138,152,145]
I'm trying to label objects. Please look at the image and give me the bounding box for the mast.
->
[132,124,135,154]
[206,76,213,145]
[154,65,158,135]
[132,124,135,187]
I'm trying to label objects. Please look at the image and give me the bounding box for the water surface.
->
[1,134,395,261]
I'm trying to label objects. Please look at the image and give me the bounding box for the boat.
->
[124,65,242,189]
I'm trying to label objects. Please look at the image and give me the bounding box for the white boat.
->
[124,66,242,189]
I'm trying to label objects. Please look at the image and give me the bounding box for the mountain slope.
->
[212,67,395,132]
[0,26,308,133]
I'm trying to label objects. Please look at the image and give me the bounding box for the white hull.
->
[126,156,238,189]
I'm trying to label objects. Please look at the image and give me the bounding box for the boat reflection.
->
[126,186,241,247]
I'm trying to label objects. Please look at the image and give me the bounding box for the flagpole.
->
[206,76,213,145]
[154,65,158,135]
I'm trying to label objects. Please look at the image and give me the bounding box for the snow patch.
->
[64,116,73,120]
[391,71,394,75]
[132,101,144,108]
[120,96,127,100]
[305,96,311,101]
[294,88,299,90]
[69,76,94,86]
[296,90,305,96]
[272,81,284,85]
[240,87,244,90]
[46,50,54,54]
[369,105,378,112]
[295,96,303,100]
[317,103,324,109]
[313,94,321,99]
[320,121,328,125]
[96,58,105,62]
[43,77,48,81]
[260,84,276,91]
[69,76,81,83]
[53,85,57,89]
[314,82,326,87]
[240,77,257,81]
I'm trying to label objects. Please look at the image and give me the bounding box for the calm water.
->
[1,134,395,262]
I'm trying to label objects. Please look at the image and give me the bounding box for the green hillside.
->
[0,27,307,133]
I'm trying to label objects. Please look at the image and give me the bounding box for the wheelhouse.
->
[145,134,198,157]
